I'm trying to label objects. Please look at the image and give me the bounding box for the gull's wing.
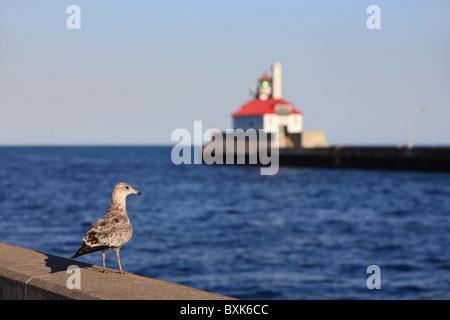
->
[69,214,132,259]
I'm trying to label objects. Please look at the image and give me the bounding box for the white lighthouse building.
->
[232,63,303,134]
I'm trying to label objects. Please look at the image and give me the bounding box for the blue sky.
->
[0,1,449,145]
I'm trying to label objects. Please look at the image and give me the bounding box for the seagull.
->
[69,182,142,274]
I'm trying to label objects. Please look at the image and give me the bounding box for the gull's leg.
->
[115,248,124,274]
[102,251,108,273]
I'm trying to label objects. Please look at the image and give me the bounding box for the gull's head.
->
[113,182,142,199]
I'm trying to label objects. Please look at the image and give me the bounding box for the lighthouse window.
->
[262,81,269,88]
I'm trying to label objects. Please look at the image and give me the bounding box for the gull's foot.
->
[119,270,133,275]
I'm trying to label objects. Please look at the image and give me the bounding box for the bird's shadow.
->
[41,252,94,274]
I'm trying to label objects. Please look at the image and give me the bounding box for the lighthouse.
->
[232,63,303,134]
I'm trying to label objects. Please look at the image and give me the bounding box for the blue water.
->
[0,146,449,299]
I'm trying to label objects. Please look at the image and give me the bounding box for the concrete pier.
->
[0,243,234,300]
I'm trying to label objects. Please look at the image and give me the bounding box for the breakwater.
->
[278,146,450,172]
[202,145,450,173]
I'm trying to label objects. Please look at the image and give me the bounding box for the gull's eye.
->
[125,186,129,189]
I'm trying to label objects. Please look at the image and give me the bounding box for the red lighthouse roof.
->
[232,98,302,117]
[259,72,271,82]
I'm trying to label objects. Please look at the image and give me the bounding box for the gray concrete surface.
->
[0,243,235,300]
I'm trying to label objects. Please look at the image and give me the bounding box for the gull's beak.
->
[134,189,142,196]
